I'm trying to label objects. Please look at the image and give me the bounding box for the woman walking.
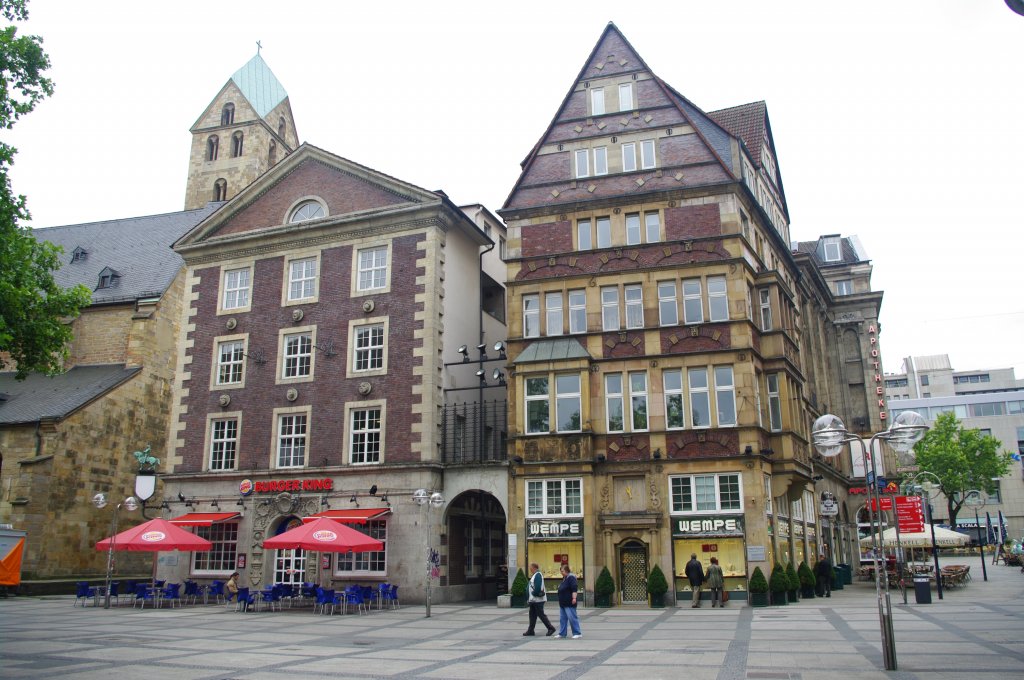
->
[556,563,582,639]
[705,557,725,607]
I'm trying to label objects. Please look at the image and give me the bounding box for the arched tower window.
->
[278,117,286,139]
[231,131,244,158]
[214,178,227,202]
[206,135,219,161]
[221,103,235,126]
[268,140,277,166]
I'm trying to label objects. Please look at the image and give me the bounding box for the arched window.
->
[278,117,286,139]
[268,140,277,166]
[231,131,244,157]
[221,103,235,126]
[214,178,227,202]
[289,200,325,223]
[206,135,219,161]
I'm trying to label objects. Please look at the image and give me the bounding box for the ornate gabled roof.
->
[230,53,288,119]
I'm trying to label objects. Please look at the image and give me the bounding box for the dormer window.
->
[289,200,326,223]
[96,267,120,290]
[823,237,841,262]
[221,103,235,126]
[71,247,88,263]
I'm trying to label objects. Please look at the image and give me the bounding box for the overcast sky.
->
[7,0,1023,380]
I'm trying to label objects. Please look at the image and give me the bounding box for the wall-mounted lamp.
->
[475,368,486,384]
[349,495,359,506]
[211,499,220,509]
[236,497,245,507]
[653,448,662,459]
[512,455,524,465]
[177,491,186,503]
[184,498,194,509]
[760,447,774,456]
[381,494,390,507]
[744,445,754,455]
[492,369,506,386]
[457,345,470,362]
[369,484,378,496]
[595,453,606,463]
[160,501,170,510]
[476,343,488,361]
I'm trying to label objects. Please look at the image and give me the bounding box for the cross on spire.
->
[256,40,262,55]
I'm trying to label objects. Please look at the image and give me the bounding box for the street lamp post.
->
[964,490,988,582]
[812,411,928,672]
[907,471,943,600]
[412,488,445,618]
[92,493,139,609]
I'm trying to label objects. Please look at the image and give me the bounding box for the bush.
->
[646,564,669,596]
[785,562,800,591]
[510,568,529,597]
[748,566,768,593]
[798,561,816,588]
[769,563,789,593]
[595,566,615,596]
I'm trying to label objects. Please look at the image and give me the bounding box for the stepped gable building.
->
[0,204,220,581]
[184,53,298,210]
[163,143,510,602]
[499,23,870,603]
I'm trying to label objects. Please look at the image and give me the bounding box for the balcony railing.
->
[441,400,508,464]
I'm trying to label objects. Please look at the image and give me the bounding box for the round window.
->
[290,200,325,223]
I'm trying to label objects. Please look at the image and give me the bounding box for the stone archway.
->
[444,490,507,601]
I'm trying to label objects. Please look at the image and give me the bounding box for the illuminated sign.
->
[672,516,744,537]
[527,520,582,539]
[239,478,334,495]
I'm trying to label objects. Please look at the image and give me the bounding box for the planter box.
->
[770,591,788,606]
[749,592,769,607]
[649,593,666,608]
[510,594,528,608]
[594,593,612,607]
[787,589,799,603]
[800,587,816,599]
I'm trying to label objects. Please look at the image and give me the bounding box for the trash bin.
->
[913,576,932,604]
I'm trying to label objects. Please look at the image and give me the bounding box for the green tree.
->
[0,0,91,379]
[913,412,1012,526]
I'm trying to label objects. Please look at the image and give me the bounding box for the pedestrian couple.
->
[523,563,581,638]
[684,553,725,608]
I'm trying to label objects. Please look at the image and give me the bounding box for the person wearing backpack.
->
[523,562,556,636]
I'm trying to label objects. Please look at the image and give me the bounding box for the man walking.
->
[523,562,556,636]
[815,553,832,598]
[685,553,704,608]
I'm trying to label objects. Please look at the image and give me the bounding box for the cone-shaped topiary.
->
[785,562,800,591]
[595,566,615,596]
[510,568,529,597]
[646,564,669,596]
[798,561,816,588]
[748,566,768,593]
[769,563,789,593]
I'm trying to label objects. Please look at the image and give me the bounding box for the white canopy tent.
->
[860,525,969,548]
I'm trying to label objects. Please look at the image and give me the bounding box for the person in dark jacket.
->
[685,554,704,607]
[556,563,582,638]
[815,554,832,597]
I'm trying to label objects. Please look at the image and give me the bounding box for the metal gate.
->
[619,542,648,603]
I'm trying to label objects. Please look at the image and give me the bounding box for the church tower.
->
[183,53,298,209]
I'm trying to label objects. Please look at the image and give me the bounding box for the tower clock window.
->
[221,103,235,126]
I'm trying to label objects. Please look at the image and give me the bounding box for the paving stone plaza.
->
[2,556,1021,680]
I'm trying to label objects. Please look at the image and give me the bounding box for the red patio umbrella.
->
[263,517,383,587]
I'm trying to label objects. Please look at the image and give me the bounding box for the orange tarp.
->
[0,537,25,586]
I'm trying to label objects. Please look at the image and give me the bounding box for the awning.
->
[513,338,590,364]
[169,512,241,526]
[302,508,392,524]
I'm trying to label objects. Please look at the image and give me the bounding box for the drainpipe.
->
[478,210,496,464]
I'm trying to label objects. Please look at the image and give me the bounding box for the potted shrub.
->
[748,566,769,607]
[798,561,816,598]
[594,566,615,607]
[646,564,669,608]
[510,568,529,608]
[785,562,800,603]
[769,563,789,606]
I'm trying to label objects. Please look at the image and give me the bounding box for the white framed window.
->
[356,246,388,292]
[221,267,251,312]
[618,82,634,111]
[216,339,245,386]
[836,279,853,296]
[577,219,592,250]
[714,366,736,426]
[645,212,660,243]
[708,275,728,322]
[555,374,582,433]
[545,292,563,336]
[591,87,605,115]
[282,331,313,379]
[622,142,637,172]
[625,213,641,245]
[601,286,619,331]
[286,256,318,302]
[688,367,710,428]
[523,294,540,338]
[525,377,549,434]
[605,374,624,432]
[575,149,589,178]
[624,284,643,329]
[629,372,649,431]
[276,412,307,468]
[791,498,803,521]
[658,281,677,326]
[207,414,240,471]
[823,237,841,262]
[349,407,382,464]
[335,520,387,574]
[596,217,611,248]
[670,473,743,513]
[640,139,656,169]
[526,478,583,516]
[664,370,685,429]
[759,288,773,331]
[568,290,587,334]
[767,373,782,432]
[593,147,608,176]
[353,323,384,371]
[682,279,703,324]
[192,522,238,574]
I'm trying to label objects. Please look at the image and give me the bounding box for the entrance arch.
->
[618,539,649,604]
[445,490,507,601]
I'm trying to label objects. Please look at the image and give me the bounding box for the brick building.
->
[499,24,881,603]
